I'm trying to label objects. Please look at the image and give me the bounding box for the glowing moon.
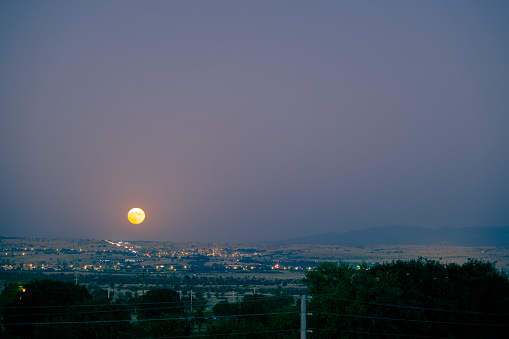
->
[128,208,145,224]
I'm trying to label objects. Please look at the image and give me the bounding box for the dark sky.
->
[1,1,508,243]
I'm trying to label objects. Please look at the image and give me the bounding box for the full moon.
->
[127,208,145,224]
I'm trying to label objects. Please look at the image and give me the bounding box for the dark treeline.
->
[304,259,509,338]
[1,259,508,338]
[1,280,195,338]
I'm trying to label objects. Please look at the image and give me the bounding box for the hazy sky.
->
[1,1,508,242]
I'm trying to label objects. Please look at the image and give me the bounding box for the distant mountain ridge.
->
[273,226,509,246]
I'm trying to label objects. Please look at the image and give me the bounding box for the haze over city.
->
[1,1,508,243]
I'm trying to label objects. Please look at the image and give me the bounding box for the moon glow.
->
[128,208,145,224]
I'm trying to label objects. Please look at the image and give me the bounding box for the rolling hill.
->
[274,225,509,246]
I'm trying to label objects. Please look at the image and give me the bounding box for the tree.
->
[303,260,509,338]
[207,293,297,338]
[135,288,191,337]
[2,279,91,338]
[0,283,21,308]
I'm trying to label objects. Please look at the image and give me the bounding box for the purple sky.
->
[1,1,508,242]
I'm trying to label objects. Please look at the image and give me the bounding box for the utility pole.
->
[142,273,145,296]
[190,290,193,312]
[232,291,236,303]
[301,295,312,339]
[75,272,78,285]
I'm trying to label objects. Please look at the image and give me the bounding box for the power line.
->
[7,308,131,318]
[4,295,295,318]
[311,328,489,339]
[6,292,506,335]
[138,328,300,339]
[3,311,300,326]
[312,294,509,317]
[4,297,506,337]
[1,299,190,309]
[315,311,508,327]
[1,294,292,310]
[5,303,201,318]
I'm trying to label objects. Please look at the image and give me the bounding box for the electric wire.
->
[3,293,508,335]
[1,299,196,309]
[3,295,294,318]
[314,311,508,327]
[312,294,509,316]
[3,310,300,326]
[5,304,196,318]
[310,328,489,339]
[4,294,508,325]
[1,294,292,309]
[136,328,300,339]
